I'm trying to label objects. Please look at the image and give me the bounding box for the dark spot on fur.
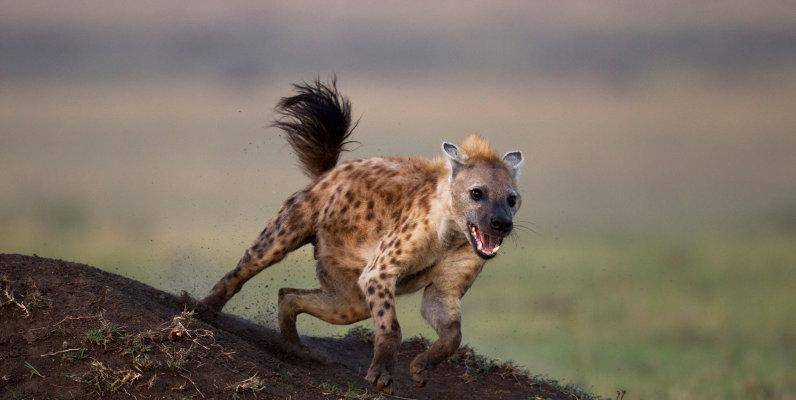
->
[379,272,387,279]
[377,309,384,317]
[383,302,391,309]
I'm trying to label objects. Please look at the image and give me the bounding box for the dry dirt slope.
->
[0,254,601,400]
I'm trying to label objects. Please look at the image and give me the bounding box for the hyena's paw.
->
[366,363,395,394]
[178,291,219,321]
[409,352,430,387]
[195,297,224,321]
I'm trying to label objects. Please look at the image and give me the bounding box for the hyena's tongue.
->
[475,228,502,255]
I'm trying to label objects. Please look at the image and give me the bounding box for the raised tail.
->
[272,76,358,179]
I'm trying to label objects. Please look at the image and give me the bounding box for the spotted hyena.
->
[199,78,523,394]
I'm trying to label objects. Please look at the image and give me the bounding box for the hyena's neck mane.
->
[416,158,466,249]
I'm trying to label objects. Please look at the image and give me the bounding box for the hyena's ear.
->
[503,151,523,177]
[442,141,465,178]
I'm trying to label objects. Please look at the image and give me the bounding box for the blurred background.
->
[1,1,795,398]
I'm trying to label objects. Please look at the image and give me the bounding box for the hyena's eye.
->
[469,188,484,201]
[507,194,517,207]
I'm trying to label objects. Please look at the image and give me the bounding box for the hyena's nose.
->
[490,216,513,233]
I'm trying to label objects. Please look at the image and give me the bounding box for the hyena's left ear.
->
[442,141,465,178]
[503,151,523,177]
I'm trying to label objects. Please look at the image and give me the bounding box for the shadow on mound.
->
[0,254,602,400]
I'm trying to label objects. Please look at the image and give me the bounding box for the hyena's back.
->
[287,156,446,288]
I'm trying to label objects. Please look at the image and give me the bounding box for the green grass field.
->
[2,213,793,399]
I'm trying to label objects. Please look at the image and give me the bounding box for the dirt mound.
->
[0,254,599,399]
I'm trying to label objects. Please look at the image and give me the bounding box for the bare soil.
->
[0,254,599,400]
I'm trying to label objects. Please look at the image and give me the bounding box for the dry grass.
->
[46,309,236,398]
[316,382,385,400]
[1,275,53,310]
[68,360,141,395]
[226,374,267,394]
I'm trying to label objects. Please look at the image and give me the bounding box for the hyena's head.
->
[442,135,523,259]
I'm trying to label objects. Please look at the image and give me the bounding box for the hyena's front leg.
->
[358,268,401,394]
[410,285,462,386]
[409,247,484,386]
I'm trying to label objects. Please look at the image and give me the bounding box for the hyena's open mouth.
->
[468,224,503,259]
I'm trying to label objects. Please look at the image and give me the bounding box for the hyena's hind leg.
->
[198,192,316,316]
[277,285,370,345]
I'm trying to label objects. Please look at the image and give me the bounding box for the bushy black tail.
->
[272,76,358,179]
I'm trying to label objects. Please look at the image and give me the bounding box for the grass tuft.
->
[68,360,141,395]
[84,319,123,348]
[61,348,89,362]
[317,382,382,400]
[160,343,194,372]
